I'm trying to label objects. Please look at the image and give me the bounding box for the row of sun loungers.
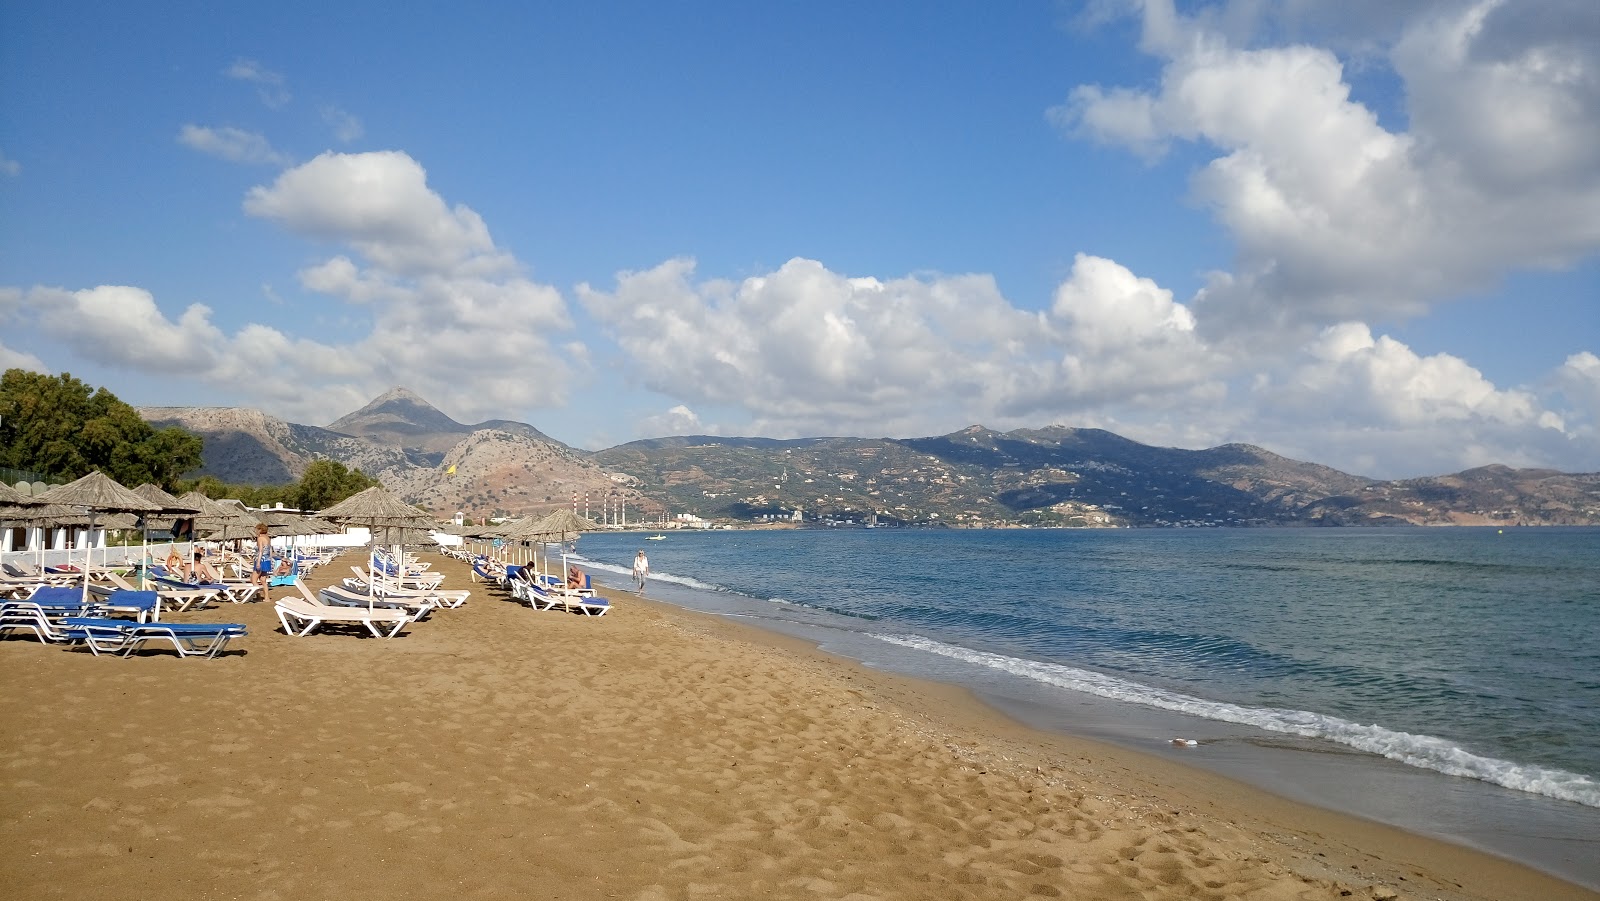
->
[3,543,608,658]
[471,558,610,616]
[1,593,246,658]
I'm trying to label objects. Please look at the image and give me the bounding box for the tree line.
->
[0,370,380,511]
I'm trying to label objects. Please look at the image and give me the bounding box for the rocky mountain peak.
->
[326,387,471,453]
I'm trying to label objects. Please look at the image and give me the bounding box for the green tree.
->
[0,369,203,489]
[293,458,380,511]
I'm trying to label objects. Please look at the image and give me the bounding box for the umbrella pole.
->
[81,511,97,609]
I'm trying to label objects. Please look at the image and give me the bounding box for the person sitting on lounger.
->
[192,550,223,583]
[566,565,586,592]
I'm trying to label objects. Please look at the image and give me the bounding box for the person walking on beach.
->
[251,523,272,591]
[632,550,649,593]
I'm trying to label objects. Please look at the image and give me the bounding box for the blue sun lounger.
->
[525,582,610,616]
[60,617,247,658]
[20,585,102,616]
[85,585,162,622]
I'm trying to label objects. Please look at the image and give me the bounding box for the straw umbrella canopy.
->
[200,511,266,543]
[0,481,37,507]
[130,484,202,586]
[481,516,552,571]
[315,485,431,523]
[313,486,437,607]
[181,492,256,533]
[35,471,161,605]
[521,509,600,587]
[0,503,85,572]
[260,510,337,571]
[131,483,198,517]
[176,490,231,518]
[175,492,265,567]
[1,483,70,565]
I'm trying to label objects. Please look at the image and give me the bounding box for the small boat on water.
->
[645,534,665,540]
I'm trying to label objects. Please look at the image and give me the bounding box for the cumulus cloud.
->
[4,285,362,415]
[578,249,1595,476]
[639,405,709,438]
[226,58,290,108]
[1054,0,1600,341]
[245,151,512,276]
[579,254,1225,439]
[1555,351,1600,436]
[177,125,291,165]
[1,151,579,426]
[0,288,46,371]
[238,151,575,421]
[1234,322,1586,476]
[1280,322,1558,428]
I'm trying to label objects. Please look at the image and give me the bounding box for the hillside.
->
[144,390,1600,527]
[595,429,1600,527]
[140,392,650,520]
[324,386,559,462]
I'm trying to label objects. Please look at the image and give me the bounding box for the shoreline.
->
[1,550,1593,900]
[644,592,1597,901]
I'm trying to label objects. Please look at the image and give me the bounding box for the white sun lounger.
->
[273,596,410,639]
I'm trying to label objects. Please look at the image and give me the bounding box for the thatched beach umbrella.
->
[314,486,436,608]
[316,486,431,523]
[35,471,161,606]
[0,481,37,507]
[176,491,260,569]
[0,483,46,547]
[260,510,338,572]
[491,514,559,571]
[522,509,600,588]
[130,484,202,587]
[0,502,84,572]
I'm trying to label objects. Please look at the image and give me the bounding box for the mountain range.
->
[139,388,1600,527]
[140,388,653,522]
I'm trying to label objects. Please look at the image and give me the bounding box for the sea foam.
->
[873,633,1600,808]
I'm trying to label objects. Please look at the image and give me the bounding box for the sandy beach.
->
[1,550,1592,901]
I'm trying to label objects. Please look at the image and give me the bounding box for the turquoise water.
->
[570,526,1600,882]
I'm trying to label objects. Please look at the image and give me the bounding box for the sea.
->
[568,526,1600,889]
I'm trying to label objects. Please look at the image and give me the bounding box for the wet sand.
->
[1,550,1593,900]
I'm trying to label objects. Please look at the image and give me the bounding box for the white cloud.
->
[321,105,365,143]
[245,151,512,276]
[578,251,1595,477]
[0,148,19,177]
[579,254,1226,439]
[1240,322,1584,476]
[5,284,356,416]
[1555,351,1600,438]
[0,150,580,427]
[0,288,45,371]
[240,151,574,421]
[0,343,47,372]
[639,405,707,438]
[177,125,291,166]
[1287,322,1556,428]
[226,58,290,108]
[1054,0,1600,342]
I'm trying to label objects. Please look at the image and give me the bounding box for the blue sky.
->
[2,0,1596,479]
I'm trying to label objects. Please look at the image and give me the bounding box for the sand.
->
[1,550,1593,901]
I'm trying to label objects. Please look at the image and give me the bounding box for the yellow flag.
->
[446,464,457,475]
